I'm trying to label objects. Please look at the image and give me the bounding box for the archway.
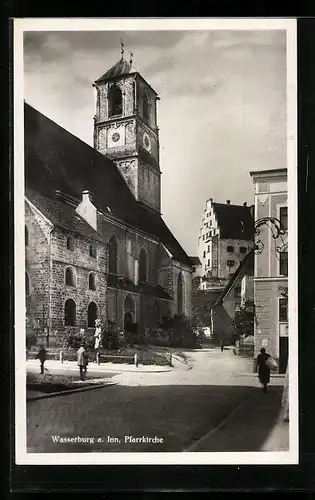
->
[124,294,135,332]
[124,312,133,331]
[65,299,76,326]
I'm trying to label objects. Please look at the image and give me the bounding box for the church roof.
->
[25,187,105,244]
[212,202,254,240]
[189,256,202,266]
[94,57,133,83]
[24,102,192,267]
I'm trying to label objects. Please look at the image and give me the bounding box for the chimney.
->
[226,200,230,205]
[82,190,91,202]
[243,202,247,207]
[75,189,97,231]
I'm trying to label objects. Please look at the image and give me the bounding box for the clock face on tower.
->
[112,132,120,143]
[142,132,152,152]
[107,126,125,148]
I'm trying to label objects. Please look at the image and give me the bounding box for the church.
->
[24,51,193,346]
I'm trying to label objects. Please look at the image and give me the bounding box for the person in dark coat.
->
[36,345,47,374]
[220,340,225,352]
[255,347,271,393]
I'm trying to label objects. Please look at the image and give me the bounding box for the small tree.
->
[101,321,119,350]
[231,307,254,341]
[63,331,94,350]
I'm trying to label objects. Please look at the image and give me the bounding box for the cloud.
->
[167,76,222,97]
[23,28,287,255]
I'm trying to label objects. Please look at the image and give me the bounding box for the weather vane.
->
[120,39,124,58]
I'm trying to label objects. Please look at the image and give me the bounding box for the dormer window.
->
[108,84,122,117]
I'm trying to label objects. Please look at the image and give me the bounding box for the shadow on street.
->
[27,384,284,453]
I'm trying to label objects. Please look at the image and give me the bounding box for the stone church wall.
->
[49,227,107,343]
[25,202,50,336]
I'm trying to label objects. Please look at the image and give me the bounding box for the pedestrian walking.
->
[255,347,272,393]
[77,343,89,380]
[220,340,224,352]
[35,345,47,374]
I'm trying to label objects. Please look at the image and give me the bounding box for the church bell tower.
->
[92,46,161,213]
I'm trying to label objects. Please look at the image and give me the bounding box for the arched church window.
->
[25,272,30,296]
[89,272,96,290]
[108,85,122,117]
[65,266,76,287]
[88,302,98,327]
[142,92,149,121]
[25,226,29,247]
[124,294,135,331]
[108,236,118,274]
[139,248,148,282]
[65,299,76,326]
[177,272,185,316]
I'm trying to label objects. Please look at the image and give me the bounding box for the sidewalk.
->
[27,359,172,374]
[260,414,289,452]
[185,386,289,452]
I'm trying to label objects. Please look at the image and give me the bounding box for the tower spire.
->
[120,39,124,59]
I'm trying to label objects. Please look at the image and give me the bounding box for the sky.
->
[23,28,287,255]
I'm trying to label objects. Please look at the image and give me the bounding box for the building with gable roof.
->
[197,198,255,292]
[24,53,193,346]
[210,248,255,344]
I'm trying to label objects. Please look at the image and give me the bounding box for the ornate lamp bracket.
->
[254,217,287,255]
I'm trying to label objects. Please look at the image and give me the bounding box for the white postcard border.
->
[14,17,298,466]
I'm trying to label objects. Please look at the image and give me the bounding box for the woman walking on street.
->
[255,347,271,393]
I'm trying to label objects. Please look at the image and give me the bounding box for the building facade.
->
[198,198,254,291]
[211,248,254,344]
[24,54,193,346]
[250,168,288,373]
